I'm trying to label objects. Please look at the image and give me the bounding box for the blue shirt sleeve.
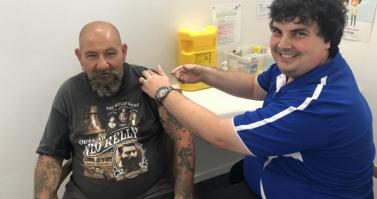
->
[257,64,277,92]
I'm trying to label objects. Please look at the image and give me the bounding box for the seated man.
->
[34,21,194,199]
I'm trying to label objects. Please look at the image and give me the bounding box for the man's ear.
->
[75,48,81,60]
[325,41,331,51]
[75,48,84,70]
[122,44,128,59]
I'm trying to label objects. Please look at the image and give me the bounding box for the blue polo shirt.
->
[233,51,374,199]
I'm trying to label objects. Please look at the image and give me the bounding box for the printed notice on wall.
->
[211,3,241,47]
[257,0,273,19]
[342,0,377,43]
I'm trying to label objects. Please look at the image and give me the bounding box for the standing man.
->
[34,21,194,199]
[140,0,375,198]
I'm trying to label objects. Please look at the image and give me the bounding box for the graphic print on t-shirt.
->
[77,102,148,181]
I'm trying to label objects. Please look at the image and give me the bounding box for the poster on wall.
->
[342,0,377,43]
[211,3,242,47]
[256,0,273,19]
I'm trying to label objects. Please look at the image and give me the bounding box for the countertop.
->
[183,87,263,118]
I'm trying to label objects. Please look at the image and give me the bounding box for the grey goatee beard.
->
[87,68,123,98]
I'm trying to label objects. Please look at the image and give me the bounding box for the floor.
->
[194,173,232,199]
[197,172,377,199]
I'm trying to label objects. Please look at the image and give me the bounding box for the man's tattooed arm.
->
[34,155,63,199]
[159,105,195,199]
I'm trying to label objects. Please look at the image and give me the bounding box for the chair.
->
[58,159,72,188]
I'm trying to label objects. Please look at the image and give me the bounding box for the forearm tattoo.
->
[175,146,194,198]
[158,107,195,198]
[34,156,62,199]
[166,111,184,132]
[159,109,187,140]
[178,147,194,172]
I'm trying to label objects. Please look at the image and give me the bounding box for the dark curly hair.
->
[269,0,347,57]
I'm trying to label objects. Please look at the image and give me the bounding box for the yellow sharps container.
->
[178,25,217,91]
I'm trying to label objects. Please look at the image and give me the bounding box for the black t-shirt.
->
[37,63,173,199]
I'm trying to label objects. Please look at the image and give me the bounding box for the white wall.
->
[340,13,377,198]
[0,0,375,198]
[340,28,377,146]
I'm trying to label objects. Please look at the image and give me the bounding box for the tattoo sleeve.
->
[34,155,63,199]
[158,106,195,199]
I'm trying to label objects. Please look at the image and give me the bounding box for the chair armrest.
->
[58,159,72,188]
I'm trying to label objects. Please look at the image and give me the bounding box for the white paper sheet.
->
[256,0,273,19]
[211,3,242,47]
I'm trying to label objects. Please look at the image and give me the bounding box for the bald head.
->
[75,21,127,98]
[79,21,122,49]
